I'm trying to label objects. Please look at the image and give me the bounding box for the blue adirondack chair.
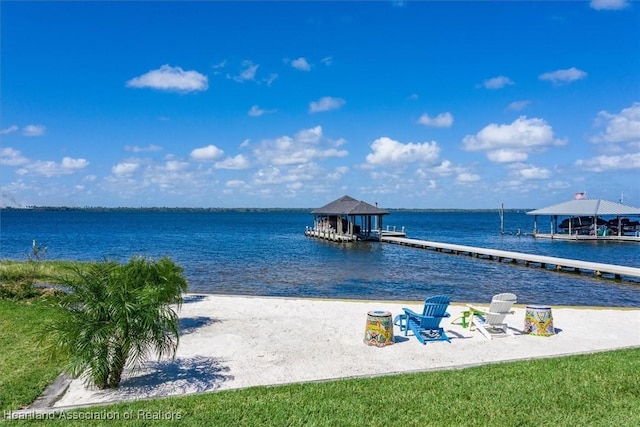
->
[393,295,451,344]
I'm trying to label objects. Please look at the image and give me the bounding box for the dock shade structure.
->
[307,195,390,241]
[526,199,640,241]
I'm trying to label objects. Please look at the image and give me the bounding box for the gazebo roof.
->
[311,195,389,215]
[526,199,640,216]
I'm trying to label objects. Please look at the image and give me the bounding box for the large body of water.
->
[1,209,639,307]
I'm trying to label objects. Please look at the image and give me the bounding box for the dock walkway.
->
[381,236,640,281]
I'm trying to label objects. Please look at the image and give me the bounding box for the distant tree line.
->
[0,206,313,213]
[1,206,531,213]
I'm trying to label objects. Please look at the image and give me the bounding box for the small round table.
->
[364,310,395,347]
[524,305,555,336]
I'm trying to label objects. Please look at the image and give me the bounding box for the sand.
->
[47,294,640,409]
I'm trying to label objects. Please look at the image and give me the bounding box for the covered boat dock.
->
[305,195,403,242]
[527,199,640,242]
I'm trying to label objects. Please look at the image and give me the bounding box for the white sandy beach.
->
[51,294,640,409]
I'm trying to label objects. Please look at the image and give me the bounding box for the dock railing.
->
[304,226,356,242]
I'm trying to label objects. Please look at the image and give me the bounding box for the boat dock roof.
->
[527,199,640,216]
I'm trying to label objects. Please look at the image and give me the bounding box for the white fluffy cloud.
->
[248,105,276,117]
[427,161,476,184]
[112,161,140,176]
[295,126,322,144]
[23,125,46,136]
[482,76,514,89]
[1,125,18,135]
[431,160,457,176]
[590,0,629,10]
[126,65,208,92]
[164,160,189,172]
[20,157,89,177]
[1,125,47,136]
[325,166,348,181]
[62,157,88,170]
[486,149,529,163]
[578,103,640,171]
[590,102,640,145]
[0,148,29,166]
[248,105,265,117]
[456,172,480,183]
[225,180,247,188]
[462,116,565,162]
[291,57,311,71]
[576,153,640,172]
[252,125,347,166]
[215,155,250,170]
[228,60,260,83]
[124,144,162,153]
[507,100,531,111]
[252,165,314,185]
[417,112,454,128]
[190,145,224,161]
[538,67,587,85]
[365,137,440,167]
[516,165,552,180]
[309,96,345,113]
[238,61,259,81]
[143,164,196,191]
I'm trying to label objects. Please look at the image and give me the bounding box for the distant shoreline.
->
[0,206,532,213]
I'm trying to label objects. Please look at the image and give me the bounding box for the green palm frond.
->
[41,256,187,389]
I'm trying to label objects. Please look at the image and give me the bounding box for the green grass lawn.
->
[2,297,640,426]
[0,260,90,299]
[0,297,66,412]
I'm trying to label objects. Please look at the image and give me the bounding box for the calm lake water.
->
[1,209,639,307]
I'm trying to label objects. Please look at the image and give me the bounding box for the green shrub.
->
[43,256,188,389]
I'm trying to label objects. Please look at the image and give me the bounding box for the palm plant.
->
[45,256,188,389]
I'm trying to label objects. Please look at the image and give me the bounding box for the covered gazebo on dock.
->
[305,195,391,242]
[527,198,640,241]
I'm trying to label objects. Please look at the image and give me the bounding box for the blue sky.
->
[1,0,639,209]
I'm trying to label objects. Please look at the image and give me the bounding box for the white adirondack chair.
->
[467,293,517,339]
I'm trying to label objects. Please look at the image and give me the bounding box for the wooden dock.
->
[381,236,640,281]
[304,229,356,242]
[377,226,406,237]
[532,233,640,242]
[304,225,406,243]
